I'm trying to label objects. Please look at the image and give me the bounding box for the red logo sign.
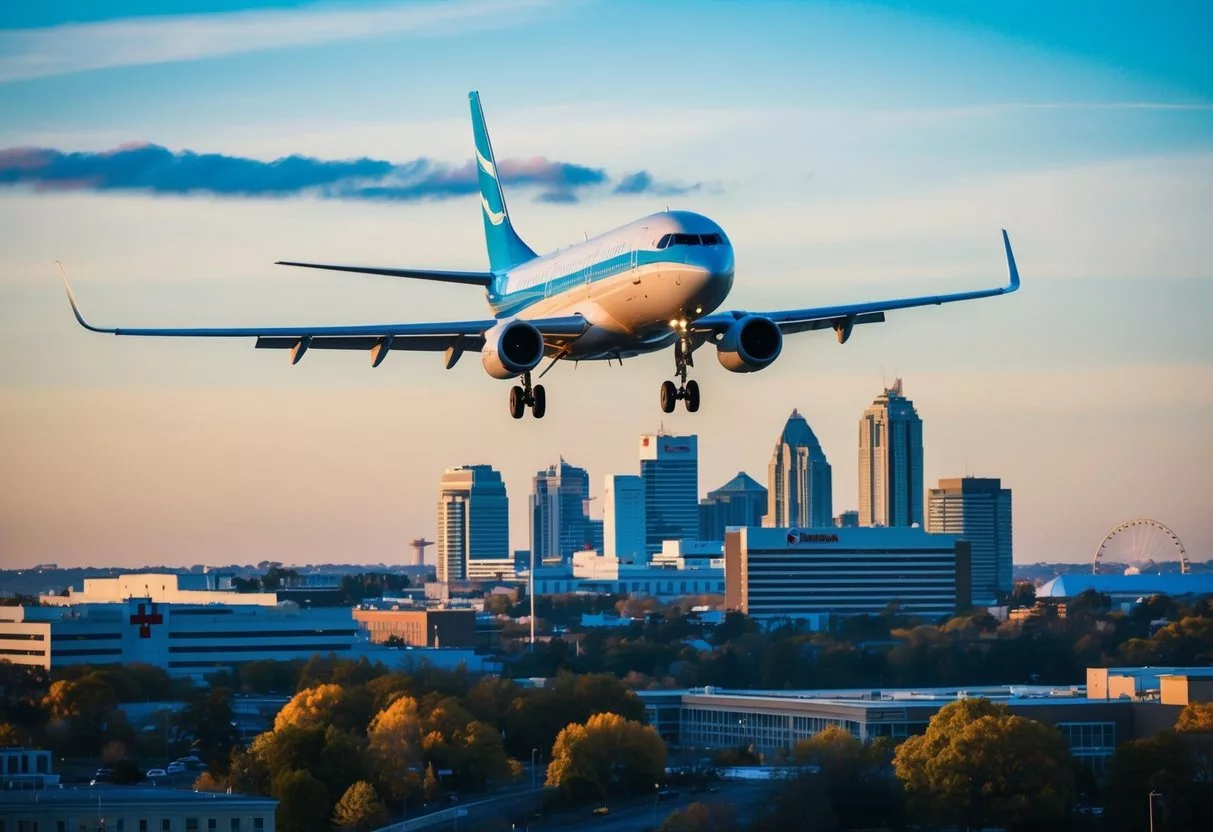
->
[642,437,650,447]
[130,602,163,638]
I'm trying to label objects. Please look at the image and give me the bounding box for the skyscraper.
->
[639,432,698,554]
[927,476,1013,603]
[436,465,511,582]
[766,410,833,528]
[858,378,924,528]
[603,474,646,562]
[699,472,767,541]
[530,458,592,563]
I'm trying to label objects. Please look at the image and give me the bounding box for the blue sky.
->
[1,0,1210,569]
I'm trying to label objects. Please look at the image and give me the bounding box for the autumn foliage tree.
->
[545,712,666,803]
[893,698,1074,832]
[331,781,387,832]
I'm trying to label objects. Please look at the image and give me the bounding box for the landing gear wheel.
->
[660,380,678,413]
[684,379,700,413]
[531,384,546,419]
[509,386,526,419]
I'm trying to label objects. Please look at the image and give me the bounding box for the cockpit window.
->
[657,232,726,248]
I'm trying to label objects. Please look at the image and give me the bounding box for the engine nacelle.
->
[481,319,546,379]
[716,315,783,373]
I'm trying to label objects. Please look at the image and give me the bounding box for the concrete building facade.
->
[927,476,1013,603]
[639,433,699,555]
[724,526,970,626]
[766,410,833,528]
[858,379,924,528]
[698,472,767,543]
[603,474,647,563]
[437,465,513,583]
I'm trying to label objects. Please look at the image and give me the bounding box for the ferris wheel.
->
[1092,519,1190,575]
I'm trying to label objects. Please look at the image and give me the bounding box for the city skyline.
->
[2,2,1210,568]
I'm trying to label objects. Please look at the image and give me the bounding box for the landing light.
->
[669,319,679,328]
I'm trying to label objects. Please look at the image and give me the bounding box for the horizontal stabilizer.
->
[275,261,493,287]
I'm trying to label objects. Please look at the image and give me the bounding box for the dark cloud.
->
[0,143,707,204]
[613,170,702,197]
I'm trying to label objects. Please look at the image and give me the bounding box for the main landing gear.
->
[660,337,700,413]
[509,372,546,420]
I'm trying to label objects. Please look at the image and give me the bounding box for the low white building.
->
[0,575,499,679]
[0,787,276,832]
[530,544,724,600]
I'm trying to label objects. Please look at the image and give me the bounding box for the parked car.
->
[591,807,610,817]
[146,768,167,779]
[166,762,186,775]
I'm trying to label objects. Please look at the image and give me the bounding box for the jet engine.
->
[716,315,782,373]
[481,319,546,379]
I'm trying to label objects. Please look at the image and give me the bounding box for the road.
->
[536,780,776,832]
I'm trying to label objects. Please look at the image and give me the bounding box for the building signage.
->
[129,601,163,638]
[786,529,840,546]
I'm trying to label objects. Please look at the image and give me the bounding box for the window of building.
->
[186,821,198,832]
[139,821,148,832]
[57,823,66,832]
[253,820,264,832]
[207,822,216,832]
[162,820,171,832]
[230,821,239,832]
[116,822,124,832]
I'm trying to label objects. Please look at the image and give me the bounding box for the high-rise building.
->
[858,378,924,528]
[699,472,767,542]
[603,474,646,563]
[530,458,592,563]
[766,410,833,528]
[437,465,511,582]
[927,477,1013,603]
[834,510,860,528]
[639,433,698,554]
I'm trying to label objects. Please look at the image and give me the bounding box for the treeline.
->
[661,699,1213,832]
[192,661,652,832]
[506,591,1213,691]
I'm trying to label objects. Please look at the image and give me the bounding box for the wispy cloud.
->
[0,0,559,83]
[0,143,704,204]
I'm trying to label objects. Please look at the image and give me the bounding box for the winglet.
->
[57,262,113,333]
[1001,229,1021,292]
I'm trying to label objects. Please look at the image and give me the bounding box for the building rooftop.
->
[707,472,767,496]
[1039,573,1213,599]
[0,786,276,808]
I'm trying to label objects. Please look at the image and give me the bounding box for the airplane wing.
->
[275,260,494,287]
[57,264,585,367]
[690,229,1020,341]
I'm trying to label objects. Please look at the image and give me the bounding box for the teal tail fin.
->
[469,91,536,272]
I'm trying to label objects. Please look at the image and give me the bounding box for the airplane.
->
[59,91,1021,420]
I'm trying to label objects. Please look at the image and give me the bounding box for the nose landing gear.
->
[659,337,700,413]
[509,372,546,419]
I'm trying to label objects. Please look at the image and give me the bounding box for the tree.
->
[545,712,666,803]
[660,801,738,832]
[1176,701,1213,733]
[0,720,21,745]
[1104,731,1213,832]
[331,781,386,832]
[792,728,903,829]
[274,684,347,732]
[272,769,331,832]
[366,695,423,801]
[177,686,239,768]
[893,698,1074,831]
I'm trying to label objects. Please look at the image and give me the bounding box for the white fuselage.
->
[490,210,735,360]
